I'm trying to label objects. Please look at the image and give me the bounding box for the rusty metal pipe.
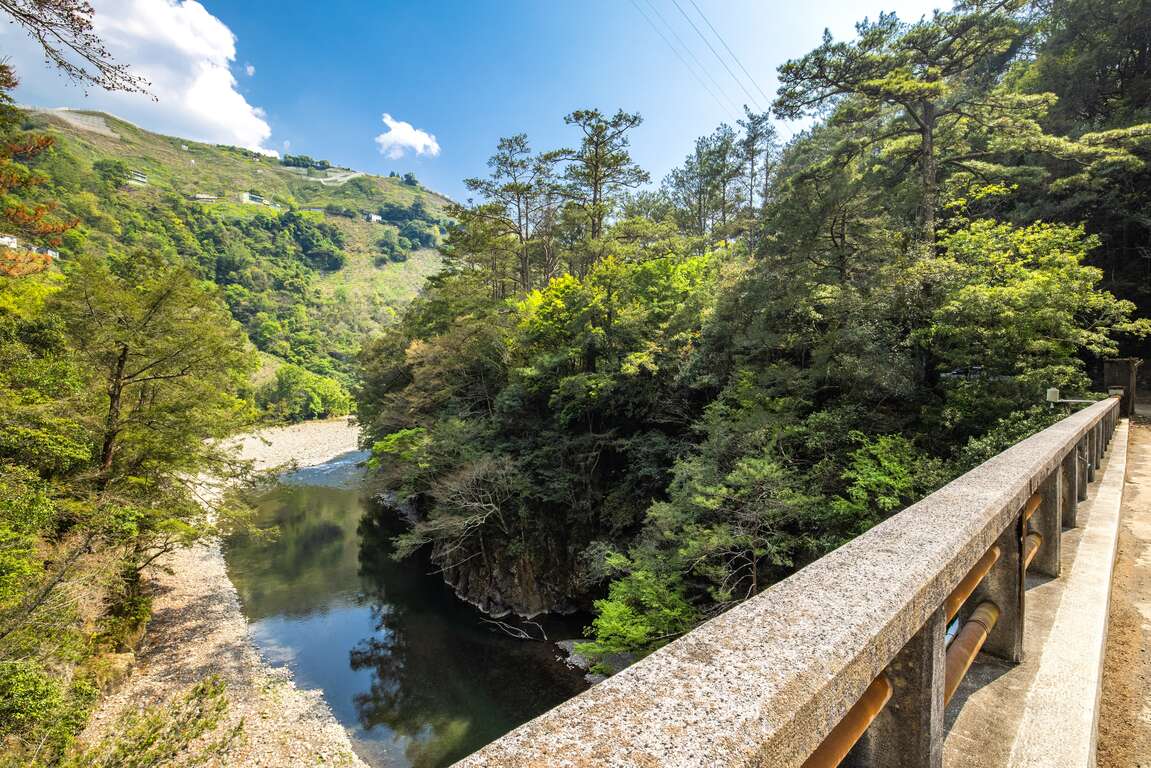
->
[801,673,893,768]
[946,545,1002,622]
[1022,492,1042,523]
[1024,531,1043,570]
[944,601,1000,705]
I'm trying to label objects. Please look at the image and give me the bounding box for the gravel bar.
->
[83,418,368,767]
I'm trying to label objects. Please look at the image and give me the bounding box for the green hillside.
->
[23,108,452,209]
[18,108,448,419]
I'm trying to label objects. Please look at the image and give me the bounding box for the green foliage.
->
[370,427,430,467]
[0,661,99,765]
[0,239,259,759]
[951,405,1067,473]
[0,465,55,612]
[359,242,722,611]
[920,219,1148,440]
[0,660,63,733]
[836,433,945,528]
[258,364,352,422]
[357,0,1151,662]
[0,73,450,765]
[576,565,697,657]
[92,159,129,189]
[57,677,241,768]
[15,105,447,403]
[281,153,331,170]
[52,253,255,486]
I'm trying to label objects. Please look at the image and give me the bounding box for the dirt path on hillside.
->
[1098,410,1151,768]
[82,418,368,768]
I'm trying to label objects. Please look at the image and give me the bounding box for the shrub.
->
[58,677,241,768]
[257,365,352,422]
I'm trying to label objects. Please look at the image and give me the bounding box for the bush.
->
[374,225,409,263]
[0,465,58,613]
[257,365,352,422]
[92,159,129,189]
[0,662,98,765]
[0,661,63,735]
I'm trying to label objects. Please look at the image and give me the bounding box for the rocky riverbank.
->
[82,418,367,767]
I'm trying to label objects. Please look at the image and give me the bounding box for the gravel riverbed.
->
[83,418,368,767]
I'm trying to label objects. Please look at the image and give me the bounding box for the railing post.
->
[1077,437,1089,502]
[1060,448,1078,528]
[1031,471,1061,577]
[850,606,946,768]
[1095,423,1103,469]
[975,515,1025,663]
[1087,429,1097,482]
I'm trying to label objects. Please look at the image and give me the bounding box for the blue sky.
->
[4,0,944,200]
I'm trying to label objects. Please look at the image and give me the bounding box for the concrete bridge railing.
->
[455,396,1122,768]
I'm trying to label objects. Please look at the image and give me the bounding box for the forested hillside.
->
[0,63,446,761]
[357,0,1151,664]
[8,107,450,420]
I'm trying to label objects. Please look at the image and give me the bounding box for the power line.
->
[686,0,774,110]
[626,0,739,121]
[639,0,742,118]
[669,0,764,112]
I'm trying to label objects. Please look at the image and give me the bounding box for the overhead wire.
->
[685,0,774,110]
[626,0,739,121]
[669,0,764,112]
[639,0,742,119]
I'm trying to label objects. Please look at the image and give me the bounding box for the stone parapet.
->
[454,397,1121,768]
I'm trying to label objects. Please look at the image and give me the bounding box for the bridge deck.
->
[1098,414,1151,767]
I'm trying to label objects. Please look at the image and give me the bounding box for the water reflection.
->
[224,451,587,767]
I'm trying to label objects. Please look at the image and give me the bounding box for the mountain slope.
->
[19,108,449,418]
[24,108,452,209]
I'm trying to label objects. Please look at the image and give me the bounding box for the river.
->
[222,449,589,768]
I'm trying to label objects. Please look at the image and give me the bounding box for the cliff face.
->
[432,536,583,618]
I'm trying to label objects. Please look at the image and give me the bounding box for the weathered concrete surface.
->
[943,421,1129,767]
[1098,419,1151,768]
[453,399,1120,768]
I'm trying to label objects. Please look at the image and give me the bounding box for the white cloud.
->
[245,63,255,77]
[1,0,275,155]
[374,113,440,160]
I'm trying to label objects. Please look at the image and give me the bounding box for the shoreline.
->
[83,418,368,767]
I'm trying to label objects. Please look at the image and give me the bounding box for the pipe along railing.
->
[802,531,1011,768]
[802,408,1114,768]
[454,397,1121,768]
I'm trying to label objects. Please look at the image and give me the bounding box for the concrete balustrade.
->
[453,397,1121,768]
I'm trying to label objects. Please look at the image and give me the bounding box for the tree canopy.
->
[358,0,1150,666]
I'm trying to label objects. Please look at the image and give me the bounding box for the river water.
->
[222,450,588,767]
